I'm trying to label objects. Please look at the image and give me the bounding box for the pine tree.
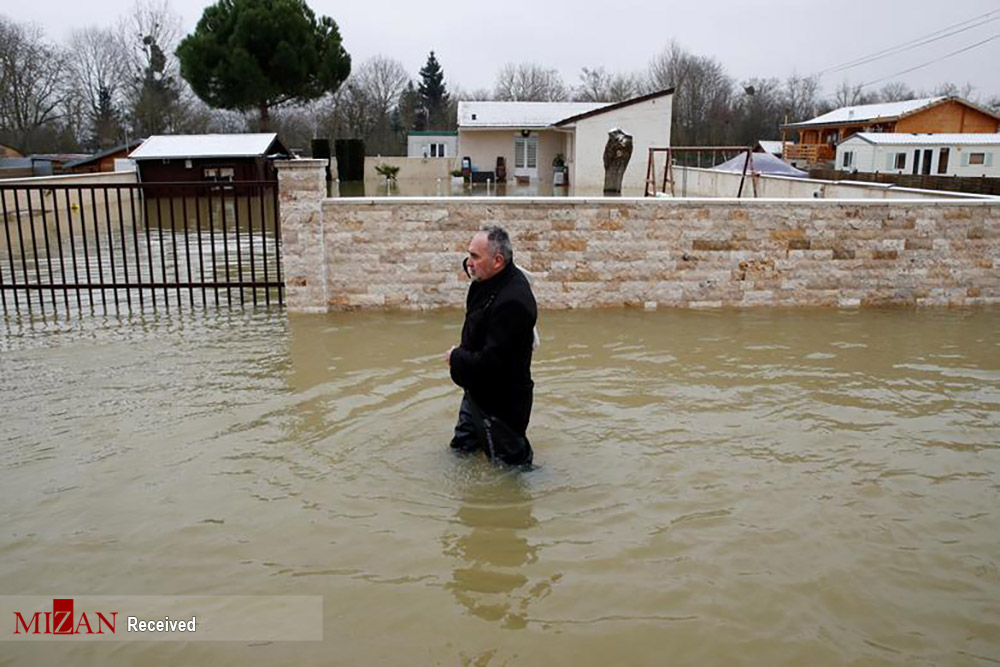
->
[418,51,449,129]
[178,0,351,131]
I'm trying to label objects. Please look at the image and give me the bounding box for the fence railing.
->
[808,169,1000,196]
[0,181,283,317]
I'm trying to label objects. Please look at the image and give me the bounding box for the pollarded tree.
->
[176,0,351,131]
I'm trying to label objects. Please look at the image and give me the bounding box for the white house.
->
[406,131,458,159]
[457,88,674,192]
[836,133,1000,177]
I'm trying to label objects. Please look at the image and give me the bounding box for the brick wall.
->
[277,162,1000,311]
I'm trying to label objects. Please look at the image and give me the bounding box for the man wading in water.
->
[444,226,537,466]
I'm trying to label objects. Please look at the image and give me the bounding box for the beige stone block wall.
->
[276,159,328,312]
[311,197,999,311]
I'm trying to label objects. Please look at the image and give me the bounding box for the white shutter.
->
[514,138,525,168]
[986,152,994,167]
[961,152,970,167]
[885,153,894,171]
[527,138,537,168]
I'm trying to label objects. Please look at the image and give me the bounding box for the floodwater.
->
[334,178,647,198]
[1,307,999,665]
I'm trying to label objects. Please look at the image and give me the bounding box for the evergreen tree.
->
[395,81,421,137]
[177,0,351,131]
[91,86,121,149]
[418,51,449,129]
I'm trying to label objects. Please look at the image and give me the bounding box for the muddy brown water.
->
[1,307,998,665]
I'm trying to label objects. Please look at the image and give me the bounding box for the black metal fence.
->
[0,181,282,317]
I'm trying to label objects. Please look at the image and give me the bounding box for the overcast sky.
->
[8,0,1000,100]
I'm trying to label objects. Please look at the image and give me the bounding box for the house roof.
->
[841,132,1000,146]
[129,133,285,160]
[64,141,144,169]
[458,101,609,128]
[782,97,950,130]
[458,88,676,130]
[28,153,89,163]
[756,140,787,155]
[553,88,674,126]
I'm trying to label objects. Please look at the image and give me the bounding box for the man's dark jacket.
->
[450,262,537,437]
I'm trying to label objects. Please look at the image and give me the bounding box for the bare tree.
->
[68,26,130,149]
[781,73,821,124]
[646,41,733,145]
[0,17,69,152]
[876,81,916,102]
[493,63,568,102]
[117,0,185,136]
[932,81,977,100]
[354,55,409,123]
[575,66,642,103]
[832,80,878,108]
[452,86,492,101]
[733,77,782,143]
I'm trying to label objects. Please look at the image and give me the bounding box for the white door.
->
[514,135,538,180]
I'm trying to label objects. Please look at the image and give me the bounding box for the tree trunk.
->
[258,102,270,132]
[603,128,633,194]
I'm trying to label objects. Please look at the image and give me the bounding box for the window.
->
[842,151,854,168]
[937,147,949,174]
[969,152,985,165]
[894,153,906,170]
[204,166,235,190]
[427,143,447,158]
[203,167,234,182]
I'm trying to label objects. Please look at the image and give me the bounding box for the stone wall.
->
[276,161,1000,312]
[276,159,328,312]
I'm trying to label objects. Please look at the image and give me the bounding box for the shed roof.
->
[64,141,143,169]
[458,101,609,128]
[782,97,948,129]
[130,133,285,160]
[841,132,1000,146]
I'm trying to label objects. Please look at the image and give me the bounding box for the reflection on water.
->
[1,307,999,665]
[443,467,557,630]
[331,179,646,198]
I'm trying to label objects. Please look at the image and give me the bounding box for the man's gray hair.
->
[480,225,513,265]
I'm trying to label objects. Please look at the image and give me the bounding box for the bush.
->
[375,163,400,180]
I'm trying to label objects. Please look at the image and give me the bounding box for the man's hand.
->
[444,345,456,367]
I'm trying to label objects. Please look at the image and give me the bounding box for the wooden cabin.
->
[129,133,288,183]
[781,97,1000,165]
[63,141,143,174]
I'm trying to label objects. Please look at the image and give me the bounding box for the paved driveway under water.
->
[1,308,998,665]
